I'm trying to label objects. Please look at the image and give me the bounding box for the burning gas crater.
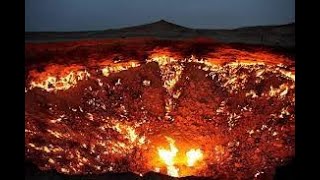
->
[25,49,295,179]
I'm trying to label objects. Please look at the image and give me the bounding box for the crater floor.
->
[25,39,295,179]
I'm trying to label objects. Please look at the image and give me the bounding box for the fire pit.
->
[25,39,295,179]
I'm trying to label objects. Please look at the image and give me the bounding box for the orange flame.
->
[101,61,140,77]
[28,65,90,92]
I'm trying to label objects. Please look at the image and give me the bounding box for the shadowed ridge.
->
[105,19,193,33]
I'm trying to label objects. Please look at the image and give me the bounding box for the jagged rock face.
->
[25,40,294,179]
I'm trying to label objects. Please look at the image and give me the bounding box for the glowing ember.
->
[186,149,203,167]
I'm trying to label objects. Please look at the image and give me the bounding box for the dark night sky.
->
[25,0,295,32]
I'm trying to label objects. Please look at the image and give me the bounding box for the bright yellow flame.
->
[167,165,179,177]
[268,83,290,98]
[158,137,178,166]
[29,70,90,92]
[186,149,203,167]
[112,123,145,145]
[157,137,179,177]
[279,69,295,81]
[126,126,138,143]
[101,61,140,77]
